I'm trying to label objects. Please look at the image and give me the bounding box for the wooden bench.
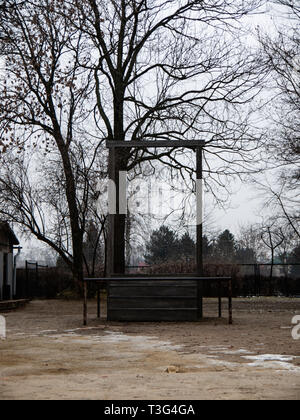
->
[82,276,233,326]
[0,299,30,312]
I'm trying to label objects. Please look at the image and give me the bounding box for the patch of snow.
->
[45,330,182,351]
[63,327,103,333]
[39,330,58,333]
[97,331,183,351]
[247,360,300,372]
[241,354,300,372]
[199,346,229,351]
[210,348,254,355]
[242,354,296,362]
[207,359,240,368]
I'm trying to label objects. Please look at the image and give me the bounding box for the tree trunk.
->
[270,250,274,296]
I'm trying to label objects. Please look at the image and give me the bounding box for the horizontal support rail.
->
[83,277,231,282]
[105,140,205,149]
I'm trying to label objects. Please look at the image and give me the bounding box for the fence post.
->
[255,264,261,296]
[83,280,88,326]
[25,261,28,299]
[228,278,233,325]
[97,283,101,319]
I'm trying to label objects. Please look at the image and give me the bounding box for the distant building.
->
[0,223,20,300]
[125,261,150,275]
[138,261,149,273]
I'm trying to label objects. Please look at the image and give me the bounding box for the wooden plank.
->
[106,140,205,149]
[109,286,197,298]
[0,299,30,312]
[108,297,197,309]
[108,308,198,322]
[85,276,231,282]
[109,280,196,287]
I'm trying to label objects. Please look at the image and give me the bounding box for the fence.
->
[126,263,300,297]
[233,263,300,297]
[16,262,73,299]
[15,261,300,299]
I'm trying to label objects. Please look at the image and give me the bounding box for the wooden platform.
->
[108,278,198,322]
[0,299,30,312]
[83,276,233,325]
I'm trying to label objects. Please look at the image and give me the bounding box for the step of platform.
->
[0,299,30,312]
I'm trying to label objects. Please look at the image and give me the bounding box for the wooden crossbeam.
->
[106,140,205,149]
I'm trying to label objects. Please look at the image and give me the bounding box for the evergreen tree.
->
[215,230,236,261]
[144,226,179,265]
[180,232,195,260]
[235,247,256,264]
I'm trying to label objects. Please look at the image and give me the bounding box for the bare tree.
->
[0,140,107,283]
[258,0,300,190]
[0,0,101,284]
[249,1,300,252]
[237,223,266,262]
[63,0,265,272]
[261,224,285,281]
[0,0,266,278]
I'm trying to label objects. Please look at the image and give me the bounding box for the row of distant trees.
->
[144,225,300,276]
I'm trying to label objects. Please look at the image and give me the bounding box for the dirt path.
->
[0,298,299,400]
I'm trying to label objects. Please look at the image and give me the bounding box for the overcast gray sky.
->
[12,1,295,261]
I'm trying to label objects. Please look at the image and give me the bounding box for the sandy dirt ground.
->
[0,297,299,400]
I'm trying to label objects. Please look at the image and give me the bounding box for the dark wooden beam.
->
[196,147,203,319]
[196,147,203,277]
[106,140,205,149]
[107,147,126,276]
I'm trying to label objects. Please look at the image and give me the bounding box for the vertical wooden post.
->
[228,278,233,325]
[35,262,39,283]
[107,147,116,277]
[107,146,126,277]
[83,280,87,326]
[197,280,203,320]
[196,147,203,276]
[218,281,222,318]
[25,260,28,299]
[97,283,100,319]
[196,147,203,319]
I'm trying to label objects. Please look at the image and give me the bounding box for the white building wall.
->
[7,253,13,299]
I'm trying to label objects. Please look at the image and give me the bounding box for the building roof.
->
[0,222,20,246]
